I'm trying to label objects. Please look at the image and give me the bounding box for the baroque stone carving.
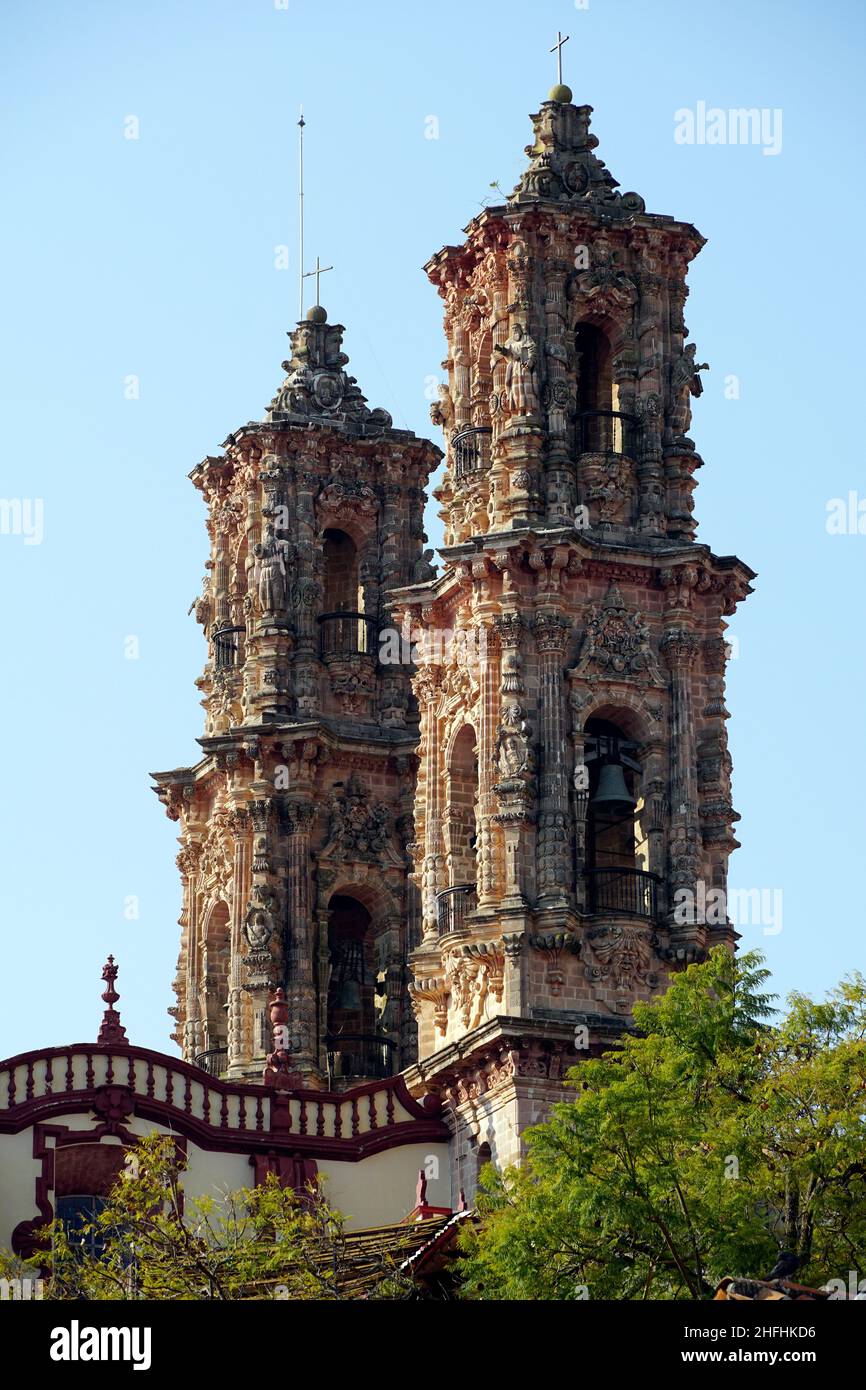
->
[494,324,538,414]
[322,775,390,861]
[495,702,534,779]
[585,924,660,1010]
[266,315,393,435]
[575,583,663,684]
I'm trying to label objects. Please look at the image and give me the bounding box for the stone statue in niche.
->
[496,702,534,779]
[245,904,274,950]
[411,549,437,584]
[188,575,213,628]
[670,342,709,400]
[495,325,538,415]
[429,383,455,434]
[254,525,292,613]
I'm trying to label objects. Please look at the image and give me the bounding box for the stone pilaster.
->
[534,612,571,906]
[661,629,702,923]
[476,622,500,909]
[283,800,317,1073]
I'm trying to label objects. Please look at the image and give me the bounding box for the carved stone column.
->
[534,613,571,907]
[661,629,702,921]
[543,258,574,523]
[416,665,444,941]
[284,800,317,1073]
[226,808,249,1072]
[177,844,202,1061]
[241,797,279,1059]
[492,613,534,907]
[476,621,500,908]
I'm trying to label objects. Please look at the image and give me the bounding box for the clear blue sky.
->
[1,0,863,1054]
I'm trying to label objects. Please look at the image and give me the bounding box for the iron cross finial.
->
[549,30,570,86]
[303,255,334,308]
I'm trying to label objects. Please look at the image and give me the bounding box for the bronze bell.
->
[336,979,362,1012]
[590,761,637,818]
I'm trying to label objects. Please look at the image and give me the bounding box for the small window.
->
[56,1194,108,1258]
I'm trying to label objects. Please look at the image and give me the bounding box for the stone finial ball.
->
[306,304,327,323]
[549,83,573,104]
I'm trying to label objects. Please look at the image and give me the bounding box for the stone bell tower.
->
[153,304,440,1084]
[393,81,755,1194]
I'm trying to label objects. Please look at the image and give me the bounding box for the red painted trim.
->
[0,1045,449,1163]
[12,1123,190,1260]
[0,1043,437,1120]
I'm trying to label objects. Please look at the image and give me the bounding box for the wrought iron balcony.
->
[437,884,477,936]
[213,625,244,670]
[578,409,639,458]
[587,867,660,920]
[325,1033,395,1082]
[193,1046,228,1078]
[317,611,377,659]
[452,426,492,481]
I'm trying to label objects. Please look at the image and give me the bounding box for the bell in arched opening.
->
[332,937,364,1013]
[590,760,637,819]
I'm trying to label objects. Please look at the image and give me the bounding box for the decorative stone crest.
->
[575,583,663,684]
[322,775,390,861]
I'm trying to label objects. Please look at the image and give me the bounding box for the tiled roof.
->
[241,1214,463,1301]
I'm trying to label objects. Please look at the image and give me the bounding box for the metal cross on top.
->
[303,255,333,307]
[550,29,570,85]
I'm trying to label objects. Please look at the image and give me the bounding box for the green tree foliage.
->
[459,949,866,1299]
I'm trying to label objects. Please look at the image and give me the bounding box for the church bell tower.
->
[393,72,755,1194]
[153,305,440,1084]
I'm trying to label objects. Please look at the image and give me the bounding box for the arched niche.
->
[324,892,394,1082]
[201,900,230,1055]
[444,722,479,890]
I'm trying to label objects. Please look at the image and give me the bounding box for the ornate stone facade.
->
[153,311,440,1084]
[392,85,754,1200]
[154,81,753,1206]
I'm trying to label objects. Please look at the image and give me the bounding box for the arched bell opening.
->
[575,321,634,457]
[199,901,230,1070]
[583,717,658,919]
[439,724,479,936]
[320,528,373,656]
[325,894,394,1082]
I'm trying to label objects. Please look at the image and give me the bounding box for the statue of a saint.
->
[495,325,538,414]
[254,526,291,613]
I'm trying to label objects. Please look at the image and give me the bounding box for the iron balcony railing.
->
[325,1033,395,1082]
[587,867,660,920]
[317,611,378,659]
[193,1046,229,1078]
[437,884,477,936]
[452,426,493,481]
[213,625,245,670]
[578,409,640,458]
